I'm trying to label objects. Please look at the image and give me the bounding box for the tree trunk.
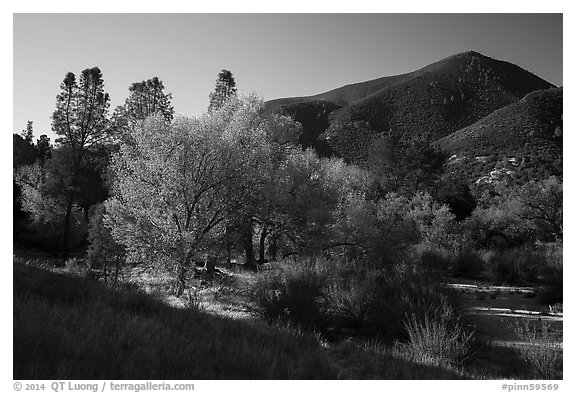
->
[268,233,279,261]
[62,193,74,263]
[176,262,187,297]
[62,162,79,263]
[82,205,90,223]
[242,221,257,270]
[225,225,232,265]
[114,256,121,283]
[258,226,268,264]
[205,255,217,273]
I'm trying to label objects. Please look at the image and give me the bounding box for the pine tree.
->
[122,77,174,123]
[208,69,237,113]
[51,66,113,261]
[20,121,34,143]
[35,135,52,167]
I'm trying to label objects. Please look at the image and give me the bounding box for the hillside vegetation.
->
[435,88,562,186]
[266,51,555,166]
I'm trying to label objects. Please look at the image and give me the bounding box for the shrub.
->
[249,257,466,346]
[449,250,484,278]
[484,248,540,285]
[419,248,450,271]
[87,203,126,284]
[326,268,403,340]
[185,287,204,311]
[398,309,473,367]
[248,259,330,328]
[537,242,563,305]
[325,264,464,343]
[64,258,92,278]
[513,320,561,379]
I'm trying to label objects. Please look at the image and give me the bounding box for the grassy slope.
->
[14,263,336,379]
[13,262,466,380]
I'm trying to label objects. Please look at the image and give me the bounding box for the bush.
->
[449,250,484,278]
[326,268,403,340]
[398,309,473,367]
[325,264,465,343]
[513,320,561,379]
[248,259,330,328]
[538,243,563,305]
[419,248,451,271]
[87,203,126,284]
[484,248,540,285]
[64,258,93,278]
[249,258,466,346]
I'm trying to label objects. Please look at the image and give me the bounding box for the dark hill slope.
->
[435,88,562,186]
[266,100,341,156]
[266,51,555,163]
[324,51,555,162]
[267,73,408,108]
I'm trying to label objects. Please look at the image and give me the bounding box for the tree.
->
[107,100,247,294]
[20,121,34,143]
[13,121,52,168]
[433,174,477,221]
[208,69,237,113]
[35,135,52,167]
[15,162,88,253]
[511,176,562,241]
[106,95,303,293]
[222,108,302,267]
[114,77,174,136]
[468,176,563,246]
[368,132,445,195]
[13,123,53,244]
[272,149,341,256]
[51,66,114,260]
[328,192,417,266]
[405,192,457,251]
[87,203,125,283]
[13,134,37,168]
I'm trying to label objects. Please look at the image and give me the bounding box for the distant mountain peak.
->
[265,51,558,180]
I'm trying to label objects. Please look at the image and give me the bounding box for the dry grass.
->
[512,320,562,379]
[13,261,338,379]
[14,260,479,380]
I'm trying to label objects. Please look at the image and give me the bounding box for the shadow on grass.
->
[466,338,529,379]
[14,262,466,380]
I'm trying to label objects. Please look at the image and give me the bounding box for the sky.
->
[13,13,563,142]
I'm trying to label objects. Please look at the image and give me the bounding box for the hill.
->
[435,88,562,186]
[266,51,555,164]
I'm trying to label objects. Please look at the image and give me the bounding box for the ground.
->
[15,255,563,379]
[126,261,563,379]
[448,279,563,378]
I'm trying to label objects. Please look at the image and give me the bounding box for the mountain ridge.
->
[264,50,559,186]
[266,51,555,111]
